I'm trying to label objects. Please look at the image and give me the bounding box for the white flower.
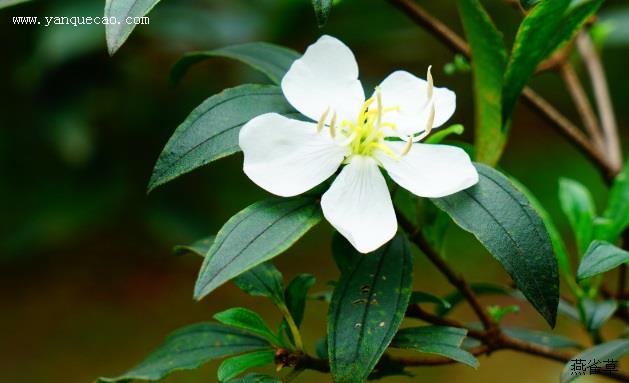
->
[239,35,478,253]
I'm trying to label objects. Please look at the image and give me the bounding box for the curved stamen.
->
[317,107,331,133]
[329,111,337,138]
[426,65,434,101]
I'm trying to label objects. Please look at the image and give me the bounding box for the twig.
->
[577,31,623,173]
[386,0,617,181]
[558,63,606,152]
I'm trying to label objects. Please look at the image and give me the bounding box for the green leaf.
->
[331,231,361,275]
[214,308,280,345]
[558,299,581,322]
[194,197,321,300]
[559,178,596,255]
[311,0,333,27]
[104,0,161,55]
[328,233,413,382]
[0,0,30,9]
[173,235,215,257]
[409,291,452,311]
[578,241,629,281]
[425,124,464,145]
[488,304,520,323]
[391,326,478,368]
[227,373,281,383]
[432,164,559,327]
[170,43,300,86]
[148,84,297,192]
[437,282,511,317]
[502,326,581,349]
[457,0,508,166]
[510,178,577,293]
[285,274,316,327]
[217,350,275,382]
[233,262,285,305]
[603,161,629,241]
[561,339,629,383]
[520,0,541,10]
[550,0,604,54]
[583,299,617,331]
[502,0,572,125]
[97,323,270,382]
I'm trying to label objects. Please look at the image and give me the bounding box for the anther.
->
[329,111,337,138]
[427,65,434,101]
[401,137,413,156]
[317,107,331,133]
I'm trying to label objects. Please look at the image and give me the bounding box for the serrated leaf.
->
[97,323,270,382]
[391,326,478,368]
[104,0,160,55]
[233,262,285,305]
[432,164,559,327]
[457,0,508,166]
[583,299,617,332]
[285,273,316,327]
[559,178,596,255]
[502,0,572,125]
[194,198,321,300]
[217,350,275,382]
[227,373,281,383]
[148,84,297,192]
[603,161,629,241]
[409,291,452,311]
[437,282,511,317]
[170,42,300,86]
[214,308,280,345]
[173,235,215,257]
[311,0,333,27]
[578,241,629,281]
[328,233,413,382]
[561,339,629,383]
[502,327,581,349]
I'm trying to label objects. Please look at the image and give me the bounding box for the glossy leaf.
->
[214,308,280,345]
[228,373,281,383]
[104,0,160,55]
[510,178,577,292]
[285,273,316,327]
[194,198,320,300]
[549,0,604,54]
[561,340,629,383]
[559,178,596,255]
[432,164,559,327]
[502,327,581,349]
[217,350,275,382]
[391,326,478,368]
[583,299,617,331]
[502,0,572,125]
[457,0,508,166]
[173,235,215,257]
[311,0,333,27]
[519,0,541,10]
[0,0,30,9]
[437,282,510,317]
[171,42,300,86]
[603,161,629,241]
[328,233,413,382]
[148,84,297,192]
[233,262,285,305]
[578,241,629,281]
[97,323,270,382]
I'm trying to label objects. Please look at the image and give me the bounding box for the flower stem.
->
[278,303,304,352]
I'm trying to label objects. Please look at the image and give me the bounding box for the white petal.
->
[239,113,347,197]
[377,142,478,198]
[376,70,456,137]
[281,35,365,123]
[321,156,397,253]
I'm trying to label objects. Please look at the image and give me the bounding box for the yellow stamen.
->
[427,65,434,100]
[317,107,330,132]
[329,111,337,138]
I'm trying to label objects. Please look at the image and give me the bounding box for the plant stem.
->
[278,303,304,352]
[385,0,618,181]
[577,31,623,173]
[558,63,606,152]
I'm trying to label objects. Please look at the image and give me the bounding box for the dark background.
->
[1,0,628,382]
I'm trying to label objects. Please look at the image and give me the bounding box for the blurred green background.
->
[1,0,628,382]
